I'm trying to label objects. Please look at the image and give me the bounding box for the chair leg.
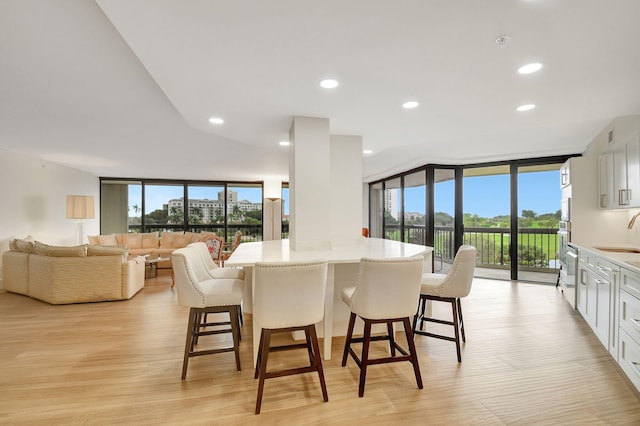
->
[358,320,372,397]
[403,317,423,389]
[229,305,242,371]
[387,321,396,356]
[451,299,462,363]
[457,298,466,342]
[342,312,357,367]
[308,325,329,402]
[255,329,272,414]
[182,308,197,380]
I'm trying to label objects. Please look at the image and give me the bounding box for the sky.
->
[127,169,559,219]
[406,170,561,218]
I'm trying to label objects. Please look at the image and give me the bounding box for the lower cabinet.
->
[576,247,640,392]
[577,251,617,352]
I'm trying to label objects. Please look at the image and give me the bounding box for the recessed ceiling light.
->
[363,149,373,155]
[402,101,419,109]
[320,79,339,89]
[516,104,536,112]
[518,62,543,74]
[208,117,224,125]
[279,141,290,146]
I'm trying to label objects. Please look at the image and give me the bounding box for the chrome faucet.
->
[628,211,640,229]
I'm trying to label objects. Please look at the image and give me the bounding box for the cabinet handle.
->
[597,266,614,273]
[600,194,607,208]
[594,279,609,285]
[632,362,640,374]
[631,318,640,329]
[620,189,630,205]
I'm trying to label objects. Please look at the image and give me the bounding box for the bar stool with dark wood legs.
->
[171,247,244,379]
[413,245,476,362]
[341,256,425,397]
[253,260,329,414]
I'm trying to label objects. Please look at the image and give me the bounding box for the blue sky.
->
[415,170,561,217]
[128,169,559,218]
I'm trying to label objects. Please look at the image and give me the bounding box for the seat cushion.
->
[199,278,244,306]
[341,286,356,307]
[210,267,245,280]
[420,272,448,296]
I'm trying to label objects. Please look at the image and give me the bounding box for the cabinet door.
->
[613,142,629,207]
[599,153,614,209]
[594,273,611,348]
[625,133,640,207]
[577,266,590,320]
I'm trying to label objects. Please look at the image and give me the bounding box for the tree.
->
[145,209,167,224]
[168,206,183,224]
[521,209,537,219]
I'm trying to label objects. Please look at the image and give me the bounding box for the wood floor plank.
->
[1,272,639,425]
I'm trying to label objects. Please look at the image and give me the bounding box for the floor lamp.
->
[266,197,280,240]
[66,195,95,245]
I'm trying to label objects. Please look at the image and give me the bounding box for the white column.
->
[289,116,332,250]
[330,135,363,247]
[288,117,364,250]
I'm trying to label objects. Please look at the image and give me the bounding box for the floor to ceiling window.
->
[517,164,563,284]
[463,165,511,280]
[403,170,426,245]
[100,178,264,243]
[369,156,570,283]
[384,177,402,241]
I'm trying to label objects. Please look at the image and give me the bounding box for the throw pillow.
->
[121,233,142,249]
[159,232,178,249]
[15,238,35,253]
[33,241,87,257]
[141,232,159,249]
[9,235,34,252]
[97,234,118,246]
[87,235,100,245]
[87,244,128,262]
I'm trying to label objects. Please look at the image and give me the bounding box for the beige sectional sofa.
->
[2,239,145,305]
[87,231,219,268]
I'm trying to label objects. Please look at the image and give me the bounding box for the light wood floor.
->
[1,270,640,425]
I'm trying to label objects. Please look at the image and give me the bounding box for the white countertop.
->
[570,242,640,272]
[225,237,433,267]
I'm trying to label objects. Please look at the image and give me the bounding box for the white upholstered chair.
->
[171,246,244,379]
[413,245,476,362]
[253,260,329,414]
[341,256,424,397]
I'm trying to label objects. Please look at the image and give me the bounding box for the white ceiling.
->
[2,0,640,183]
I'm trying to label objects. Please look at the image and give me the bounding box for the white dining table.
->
[224,238,433,364]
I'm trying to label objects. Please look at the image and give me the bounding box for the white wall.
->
[0,149,99,280]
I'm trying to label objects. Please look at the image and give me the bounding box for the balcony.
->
[386,224,559,283]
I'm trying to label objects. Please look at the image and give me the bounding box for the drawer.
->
[618,328,640,392]
[578,250,590,266]
[592,256,619,281]
[620,290,640,344]
[621,268,640,300]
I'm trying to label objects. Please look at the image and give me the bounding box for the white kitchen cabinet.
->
[598,152,615,209]
[610,131,640,208]
[577,250,618,350]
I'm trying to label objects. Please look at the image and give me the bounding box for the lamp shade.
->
[66,195,95,219]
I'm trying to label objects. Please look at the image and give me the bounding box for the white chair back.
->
[349,256,424,320]
[188,241,218,271]
[253,260,328,329]
[171,247,209,308]
[437,245,476,298]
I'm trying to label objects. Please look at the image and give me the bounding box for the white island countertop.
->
[224,237,432,267]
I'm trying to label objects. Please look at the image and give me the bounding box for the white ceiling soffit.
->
[2,0,640,182]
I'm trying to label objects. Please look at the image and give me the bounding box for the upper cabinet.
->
[600,131,640,209]
[599,152,615,208]
[560,160,571,188]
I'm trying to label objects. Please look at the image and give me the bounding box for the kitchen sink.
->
[594,246,640,254]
